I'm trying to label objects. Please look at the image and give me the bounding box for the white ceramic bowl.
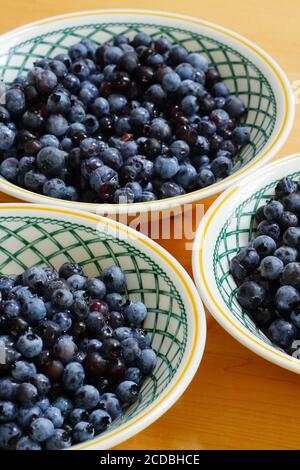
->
[0,203,206,449]
[193,153,300,374]
[0,9,295,215]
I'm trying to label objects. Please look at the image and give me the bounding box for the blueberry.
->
[162,71,181,92]
[275,177,296,198]
[37,146,66,177]
[275,285,300,311]
[0,378,18,400]
[100,266,126,293]
[69,408,89,427]
[236,281,265,310]
[132,328,151,349]
[137,191,157,202]
[232,127,251,145]
[90,166,119,194]
[283,192,300,213]
[59,262,83,279]
[52,397,72,418]
[290,311,300,328]
[0,422,21,449]
[44,407,64,428]
[137,349,157,374]
[114,187,135,203]
[22,297,46,323]
[45,429,72,450]
[11,360,37,381]
[53,336,77,364]
[29,417,54,442]
[257,220,281,241]
[22,266,47,292]
[274,246,298,265]
[75,385,100,410]
[51,288,73,309]
[252,235,276,258]
[36,397,50,413]
[124,300,147,326]
[224,96,246,118]
[0,401,17,422]
[259,256,284,280]
[230,247,260,281]
[67,274,86,291]
[114,327,133,342]
[121,337,141,365]
[169,140,190,160]
[264,200,284,221]
[63,361,85,391]
[24,171,47,192]
[125,367,142,384]
[16,332,43,358]
[16,436,41,450]
[154,155,179,179]
[283,227,300,247]
[73,421,95,443]
[0,157,19,181]
[30,373,51,396]
[52,311,72,332]
[15,383,38,405]
[159,181,184,199]
[89,409,111,433]
[268,319,296,347]
[281,262,300,288]
[174,162,197,189]
[100,147,123,171]
[116,380,139,404]
[99,393,121,419]
[211,156,233,178]
[197,169,215,188]
[0,124,15,150]
[2,299,21,318]
[279,211,298,229]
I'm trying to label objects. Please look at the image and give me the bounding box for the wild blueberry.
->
[236,281,265,310]
[63,362,85,392]
[45,429,71,450]
[275,285,300,311]
[268,319,296,348]
[73,421,95,443]
[230,247,260,281]
[75,385,100,410]
[29,417,55,442]
[116,380,139,404]
[16,332,43,358]
[44,407,64,429]
[259,256,284,280]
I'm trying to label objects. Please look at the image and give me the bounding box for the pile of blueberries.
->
[0,262,157,450]
[230,176,300,354]
[0,32,250,203]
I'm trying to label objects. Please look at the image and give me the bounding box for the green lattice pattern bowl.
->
[0,204,205,449]
[193,153,300,375]
[0,10,294,214]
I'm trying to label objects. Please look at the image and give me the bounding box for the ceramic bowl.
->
[0,9,295,215]
[193,153,300,374]
[0,203,205,449]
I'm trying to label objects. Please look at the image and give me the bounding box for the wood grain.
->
[1,0,300,450]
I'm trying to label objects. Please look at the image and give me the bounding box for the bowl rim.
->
[0,8,295,214]
[0,202,206,449]
[192,153,300,375]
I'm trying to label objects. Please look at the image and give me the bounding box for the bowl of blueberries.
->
[0,204,205,450]
[0,9,294,215]
[193,153,300,375]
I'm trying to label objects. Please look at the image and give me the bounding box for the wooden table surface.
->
[1,0,300,450]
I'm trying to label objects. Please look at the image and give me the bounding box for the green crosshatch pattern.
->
[0,22,276,173]
[213,170,300,351]
[0,215,188,431]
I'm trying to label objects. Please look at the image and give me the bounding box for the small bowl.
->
[0,203,206,449]
[193,153,300,374]
[0,9,295,215]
